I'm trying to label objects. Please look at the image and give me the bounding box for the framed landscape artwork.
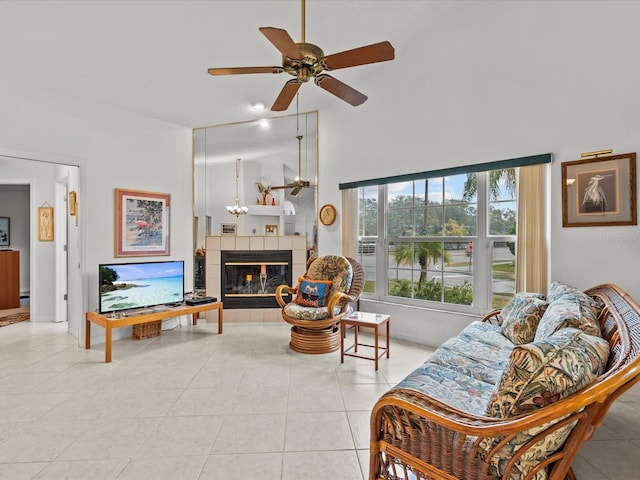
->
[562,153,637,227]
[115,188,170,256]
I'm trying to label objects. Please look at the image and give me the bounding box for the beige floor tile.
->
[578,439,640,479]
[284,411,354,451]
[58,417,160,460]
[0,462,48,480]
[210,413,286,454]
[200,453,283,480]
[282,450,363,480]
[339,383,392,412]
[135,416,224,458]
[33,459,128,480]
[116,455,208,480]
[287,382,345,413]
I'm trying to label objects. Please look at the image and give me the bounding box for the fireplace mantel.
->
[204,235,307,322]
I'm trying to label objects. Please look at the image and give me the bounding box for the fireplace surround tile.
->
[204,235,308,323]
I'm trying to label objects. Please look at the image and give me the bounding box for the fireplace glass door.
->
[221,250,292,309]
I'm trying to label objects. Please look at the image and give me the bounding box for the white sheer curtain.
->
[516,163,548,294]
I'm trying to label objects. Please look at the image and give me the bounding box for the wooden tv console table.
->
[85,301,223,363]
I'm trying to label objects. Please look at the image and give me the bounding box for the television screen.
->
[99,260,184,314]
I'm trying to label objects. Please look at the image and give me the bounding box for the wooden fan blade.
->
[314,74,367,106]
[320,41,395,71]
[259,27,303,60]
[208,66,283,75]
[271,80,301,111]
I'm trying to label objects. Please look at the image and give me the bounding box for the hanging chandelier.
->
[226,158,249,217]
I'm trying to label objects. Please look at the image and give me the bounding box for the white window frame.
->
[357,170,517,315]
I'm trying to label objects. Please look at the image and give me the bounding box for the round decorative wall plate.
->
[319,204,337,226]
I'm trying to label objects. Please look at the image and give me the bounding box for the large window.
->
[356,169,517,313]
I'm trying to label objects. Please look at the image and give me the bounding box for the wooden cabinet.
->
[0,250,20,309]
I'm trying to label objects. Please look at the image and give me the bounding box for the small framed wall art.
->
[68,191,77,216]
[265,224,278,236]
[221,223,237,236]
[562,152,637,227]
[0,217,9,246]
[115,188,170,256]
[38,206,54,241]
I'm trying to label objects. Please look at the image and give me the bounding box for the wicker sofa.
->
[370,282,640,480]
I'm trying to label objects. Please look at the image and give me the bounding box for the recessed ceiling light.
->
[252,101,266,111]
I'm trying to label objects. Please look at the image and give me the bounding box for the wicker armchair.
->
[275,255,364,354]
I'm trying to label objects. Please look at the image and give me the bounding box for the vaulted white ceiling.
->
[0,0,444,129]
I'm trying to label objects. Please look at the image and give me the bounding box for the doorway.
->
[0,183,30,325]
[0,155,80,336]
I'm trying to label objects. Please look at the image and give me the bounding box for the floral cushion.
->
[393,363,496,416]
[293,277,332,308]
[488,328,610,417]
[429,326,514,385]
[481,328,610,480]
[458,321,518,350]
[500,294,548,345]
[394,321,515,415]
[283,302,350,321]
[306,255,353,300]
[547,281,602,318]
[499,292,546,326]
[534,294,601,341]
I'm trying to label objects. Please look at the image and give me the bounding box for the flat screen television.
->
[99,260,184,314]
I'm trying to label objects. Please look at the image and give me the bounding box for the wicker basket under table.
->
[132,320,162,339]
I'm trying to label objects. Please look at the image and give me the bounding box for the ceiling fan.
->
[270,95,314,196]
[207,0,395,111]
[270,134,311,196]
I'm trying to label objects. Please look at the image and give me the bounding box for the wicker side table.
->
[340,311,390,370]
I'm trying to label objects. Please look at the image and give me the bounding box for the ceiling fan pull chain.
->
[301,0,305,44]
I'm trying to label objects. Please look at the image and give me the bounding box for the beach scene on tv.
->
[100,261,184,313]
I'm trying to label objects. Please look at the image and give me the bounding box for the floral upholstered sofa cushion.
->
[499,293,549,345]
[392,321,515,416]
[534,282,602,341]
[482,327,610,480]
[487,328,610,417]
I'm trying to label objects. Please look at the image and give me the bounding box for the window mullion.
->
[377,184,386,297]
[475,171,490,311]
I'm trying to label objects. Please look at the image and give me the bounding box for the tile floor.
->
[0,320,639,480]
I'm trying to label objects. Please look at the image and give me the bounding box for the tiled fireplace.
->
[204,235,307,322]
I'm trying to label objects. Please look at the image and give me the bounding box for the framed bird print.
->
[562,153,636,227]
[115,188,170,256]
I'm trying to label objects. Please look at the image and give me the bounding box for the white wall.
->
[0,80,192,343]
[316,1,640,346]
